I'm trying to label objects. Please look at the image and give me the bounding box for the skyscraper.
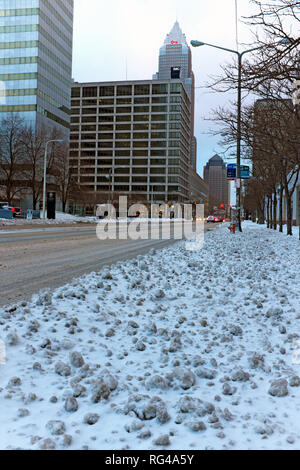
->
[204,154,229,207]
[154,21,197,170]
[0,0,73,138]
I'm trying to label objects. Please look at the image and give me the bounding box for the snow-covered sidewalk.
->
[0,222,299,450]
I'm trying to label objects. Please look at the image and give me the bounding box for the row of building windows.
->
[0,41,71,77]
[71,96,182,106]
[72,83,183,98]
[74,176,184,185]
[0,5,72,36]
[72,133,183,141]
[0,24,39,33]
[0,55,37,65]
[0,8,39,17]
[71,105,183,115]
[0,87,35,97]
[0,87,69,116]
[0,103,69,128]
[0,103,36,112]
[0,71,37,80]
[70,138,181,147]
[70,149,180,157]
[75,181,186,193]
[0,39,38,49]
[70,114,183,124]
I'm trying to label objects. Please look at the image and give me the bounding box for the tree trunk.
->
[270,195,274,229]
[286,194,293,236]
[258,199,265,224]
[279,185,283,233]
[273,190,277,230]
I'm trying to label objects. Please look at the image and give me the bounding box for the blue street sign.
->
[227,164,236,180]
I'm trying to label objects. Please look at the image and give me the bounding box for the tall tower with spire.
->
[154,21,197,170]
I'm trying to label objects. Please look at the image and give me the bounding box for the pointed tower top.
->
[164,21,188,46]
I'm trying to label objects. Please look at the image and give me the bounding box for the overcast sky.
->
[72,0,258,176]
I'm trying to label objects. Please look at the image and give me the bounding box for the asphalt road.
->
[0,222,213,308]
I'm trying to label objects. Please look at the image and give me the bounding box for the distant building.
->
[0,0,73,138]
[204,154,229,208]
[70,79,193,205]
[189,168,208,205]
[153,21,197,171]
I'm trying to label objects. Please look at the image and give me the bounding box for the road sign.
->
[241,166,250,179]
[227,164,236,180]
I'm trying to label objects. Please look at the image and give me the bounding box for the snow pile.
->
[0,212,98,226]
[0,223,300,450]
[246,220,299,239]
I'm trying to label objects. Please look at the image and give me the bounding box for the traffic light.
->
[39,201,43,210]
[220,204,225,209]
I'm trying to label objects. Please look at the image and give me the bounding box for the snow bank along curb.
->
[0,223,299,450]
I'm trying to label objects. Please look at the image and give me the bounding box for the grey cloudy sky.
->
[72,0,257,175]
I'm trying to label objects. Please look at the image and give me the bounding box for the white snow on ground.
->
[253,222,299,239]
[0,212,98,226]
[0,222,300,450]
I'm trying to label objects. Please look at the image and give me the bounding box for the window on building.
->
[134,84,150,95]
[116,124,131,131]
[117,85,132,96]
[83,87,97,97]
[134,97,149,104]
[171,67,181,79]
[170,83,181,94]
[72,88,80,98]
[117,98,132,105]
[152,84,168,95]
[133,124,149,130]
[100,86,114,96]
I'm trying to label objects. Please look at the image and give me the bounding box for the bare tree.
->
[20,125,48,210]
[0,113,27,205]
[51,143,80,213]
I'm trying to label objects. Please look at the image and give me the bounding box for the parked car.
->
[207,215,215,223]
[0,202,8,209]
[2,206,26,218]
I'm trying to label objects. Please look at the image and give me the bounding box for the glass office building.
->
[0,0,73,137]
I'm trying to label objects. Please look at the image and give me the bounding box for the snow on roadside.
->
[0,223,299,450]
[0,212,98,227]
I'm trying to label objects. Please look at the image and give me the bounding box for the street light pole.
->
[42,139,63,220]
[191,38,291,232]
[191,41,260,232]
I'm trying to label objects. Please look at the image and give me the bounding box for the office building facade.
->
[154,21,197,170]
[70,79,192,204]
[0,0,73,137]
[204,154,229,206]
